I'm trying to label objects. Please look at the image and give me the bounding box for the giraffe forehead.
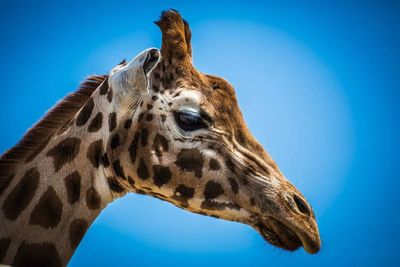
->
[170,89,202,108]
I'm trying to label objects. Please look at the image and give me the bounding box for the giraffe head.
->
[104,10,320,254]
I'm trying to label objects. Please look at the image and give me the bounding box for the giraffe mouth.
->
[255,217,302,252]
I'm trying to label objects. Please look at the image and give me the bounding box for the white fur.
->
[94,166,113,203]
[109,48,159,97]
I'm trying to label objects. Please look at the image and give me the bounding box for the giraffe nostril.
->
[293,194,311,216]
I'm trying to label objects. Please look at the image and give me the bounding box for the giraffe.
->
[0,10,320,266]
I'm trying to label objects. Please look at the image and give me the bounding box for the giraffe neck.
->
[0,85,120,266]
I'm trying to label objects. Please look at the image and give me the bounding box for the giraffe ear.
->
[155,9,192,62]
[109,48,160,96]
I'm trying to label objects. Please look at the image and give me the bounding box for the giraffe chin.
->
[256,217,303,253]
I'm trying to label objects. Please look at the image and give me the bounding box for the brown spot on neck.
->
[140,128,149,147]
[99,77,109,95]
[107,176,125,193]
[108,112,117,132]
[86,140,103,168]
[110,134,120,150]
[128,132,140,165]
[86,187,101,210]
[124,119,132,129]
[29,186,63,228]
[46,137,81,172]
[13,242,61,267]
[2,168,40,221]
[0,238,11,262]
[106,87,113,103]
[69,219,88,250]
[76,98,94,126]
[88,112,103,133]
[64,171,81,205]
[112,160,126,180]
[0,174,14,195]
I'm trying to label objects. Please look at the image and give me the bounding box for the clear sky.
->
[0,0,399,266]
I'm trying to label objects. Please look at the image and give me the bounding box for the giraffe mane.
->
[0,74,107,185]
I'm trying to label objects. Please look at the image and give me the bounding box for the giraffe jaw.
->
[256,218,302,252]
[255,217,320,254]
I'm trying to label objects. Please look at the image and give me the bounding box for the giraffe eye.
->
[174,110,208,131]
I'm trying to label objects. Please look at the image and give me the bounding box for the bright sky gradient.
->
[0,1,399,266]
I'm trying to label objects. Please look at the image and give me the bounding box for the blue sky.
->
[0,0,399,266]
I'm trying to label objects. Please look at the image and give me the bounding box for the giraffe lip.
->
[256,217,302,252]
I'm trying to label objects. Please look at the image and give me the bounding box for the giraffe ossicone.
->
[0,9,320,266]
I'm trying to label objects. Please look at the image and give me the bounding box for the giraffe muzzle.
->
[246,178,321,254]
